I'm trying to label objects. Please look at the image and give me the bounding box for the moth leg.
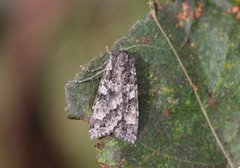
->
[87,61,107,73]
[73,69,105,84]
[73,59,109,84]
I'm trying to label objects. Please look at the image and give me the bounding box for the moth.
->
[78,50,139,144]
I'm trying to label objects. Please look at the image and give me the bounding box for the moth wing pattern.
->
[89,50,139,144]
[114,52,139,144]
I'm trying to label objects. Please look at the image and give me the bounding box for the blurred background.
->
[0,0,149,168]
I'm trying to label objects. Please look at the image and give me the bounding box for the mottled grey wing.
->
[89,50,138,144]
[114,52,139,144]
[89,51,125,139]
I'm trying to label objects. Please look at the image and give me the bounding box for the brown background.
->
[0,0,149,168]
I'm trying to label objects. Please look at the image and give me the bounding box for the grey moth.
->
[88,50,139,144]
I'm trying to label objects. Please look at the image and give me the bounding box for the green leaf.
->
[65,0,240,167]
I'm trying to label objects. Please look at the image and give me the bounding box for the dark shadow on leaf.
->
[134,53,150,134]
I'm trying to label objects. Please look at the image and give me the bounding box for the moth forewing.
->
[89,50,139,144]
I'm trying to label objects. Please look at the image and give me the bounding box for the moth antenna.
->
[125,44,165,51]
[72,69,105,84]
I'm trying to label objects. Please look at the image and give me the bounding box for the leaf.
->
[65,0,240,167]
